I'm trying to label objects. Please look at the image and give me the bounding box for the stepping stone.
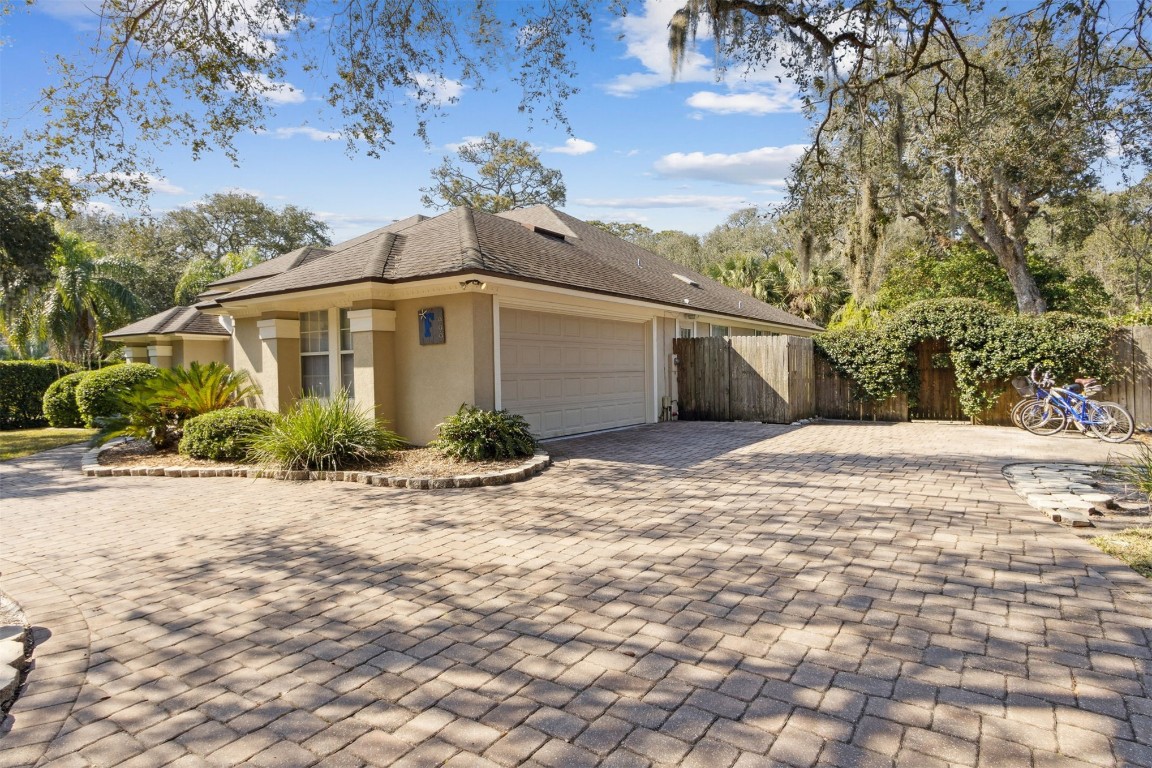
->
[1049,508,1094,527]
[1027,494,1063,510]
[1050,495,1097,510]
[0,639,24,669]
[0,664,16,701]
[1074,492,1115,507]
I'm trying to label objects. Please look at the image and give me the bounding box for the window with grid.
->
[679,327,693,339]
[339,309,354,398]
[300,310,330,397]
[711,325,729,337]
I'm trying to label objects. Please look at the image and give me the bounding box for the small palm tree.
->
[16,229,143,365]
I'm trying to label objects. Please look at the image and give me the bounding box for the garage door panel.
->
[501,308,646,438]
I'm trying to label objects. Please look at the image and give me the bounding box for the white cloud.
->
[272,126,340,141]
[62,168,185,195]
[444,135,485,152]
[410,73,466,106]
[604,0,714,96]
[218,186,265,198]
[686,90,802,115]
[604,0,796,97]
[576,194,753,210]
[240,73,306,104]
[547,138,597,156]
[654,145,806,185]
[35,0,101,29]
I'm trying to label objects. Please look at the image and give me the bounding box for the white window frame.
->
[300,308,355,399]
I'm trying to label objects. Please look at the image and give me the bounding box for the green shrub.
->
[432,404,537,461]
[179,407,277,461]
[74,363,160,427]
[0,359,84,429]
[247,391,405,471]
[43,371,91,428]
[815,298,1115,417]
[99,362,261,447]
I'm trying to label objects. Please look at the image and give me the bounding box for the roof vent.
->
[673,274,700,288]
[534,226,567,242]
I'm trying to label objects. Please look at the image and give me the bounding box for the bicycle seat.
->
[1066,383,1083,394]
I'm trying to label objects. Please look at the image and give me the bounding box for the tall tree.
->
[5,230,142,365]
[421,133,566,213]
[163,192,331,261]
[791,12,1149,314]
[174,248,263,305]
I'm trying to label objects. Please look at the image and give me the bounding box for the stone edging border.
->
[81,439,551,489]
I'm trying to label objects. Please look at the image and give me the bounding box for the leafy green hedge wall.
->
[0,360,85,429]
[815,299,1114,417]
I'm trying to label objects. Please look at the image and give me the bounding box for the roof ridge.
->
[459,207,484,270]
[363,232,397,278]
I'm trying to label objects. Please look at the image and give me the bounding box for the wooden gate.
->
[674,336,815,423]
[912,339,966,420]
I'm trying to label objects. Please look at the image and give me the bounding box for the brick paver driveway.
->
[2,421,1150,768]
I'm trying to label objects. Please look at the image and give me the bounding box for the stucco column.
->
[147,344,173,369]
[123,346,149,364]
[257,317,301,413]
[348,307,397,427]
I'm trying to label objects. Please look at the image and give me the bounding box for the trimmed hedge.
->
[0,360,84,429]
[43,371,92,428]
[179,407,277,461]
[74,363,161,427]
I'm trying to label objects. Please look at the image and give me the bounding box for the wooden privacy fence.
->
[973,325,1152,426]
[675,325,1150,427]
[674,336,814,423]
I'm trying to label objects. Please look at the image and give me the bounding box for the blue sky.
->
[1,0,815,243]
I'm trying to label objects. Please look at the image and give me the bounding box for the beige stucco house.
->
[106,206,820,443]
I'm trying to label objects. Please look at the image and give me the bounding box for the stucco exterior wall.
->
[174,339,229,368]
[393,292,495,444]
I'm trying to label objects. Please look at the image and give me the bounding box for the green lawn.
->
[0,428,96,461]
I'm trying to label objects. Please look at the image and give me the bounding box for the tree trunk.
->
[967,184,1048,315]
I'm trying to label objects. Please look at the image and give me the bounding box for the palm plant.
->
[150,361,260,416]
[8,229,142,365]
[98,362,260,448]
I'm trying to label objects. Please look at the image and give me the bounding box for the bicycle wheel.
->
[1010,398,1034,429]
[1087,401,1135,443]
[1020,401,1067,436]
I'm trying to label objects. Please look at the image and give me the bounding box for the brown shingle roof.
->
[105,307,229,338]
[215,206,821,331]
[207,245,332,289]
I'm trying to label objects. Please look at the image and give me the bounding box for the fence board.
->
[674,336,814,423]
[813,356,909,421]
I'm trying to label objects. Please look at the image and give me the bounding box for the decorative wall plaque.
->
[418,307,446,345]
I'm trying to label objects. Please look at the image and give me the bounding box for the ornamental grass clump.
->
[1109,440,1152,507]
[432,404,537,461]
[247,391,405,471]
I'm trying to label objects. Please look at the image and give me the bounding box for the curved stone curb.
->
[1003,462,1114,527]
[0,559,93,768]
[82,441,551,489]
[0,597,29,715]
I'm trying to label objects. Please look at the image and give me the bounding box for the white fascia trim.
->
[481,275,817,335]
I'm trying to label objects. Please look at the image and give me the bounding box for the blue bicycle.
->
[1019,368,1135,443]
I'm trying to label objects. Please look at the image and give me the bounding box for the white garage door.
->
[500,308,647,438]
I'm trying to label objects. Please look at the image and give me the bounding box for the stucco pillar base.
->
[257,317,301,413]
[349,309,397,428]
[147,345,173,369]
